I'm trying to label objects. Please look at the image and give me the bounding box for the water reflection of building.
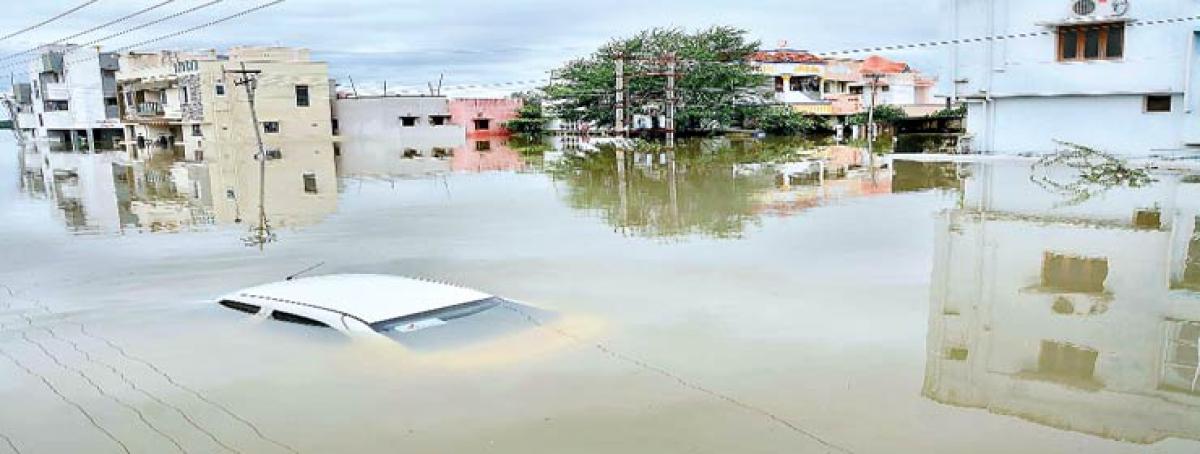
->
[924,162,1200,444]
[25,139,335,233]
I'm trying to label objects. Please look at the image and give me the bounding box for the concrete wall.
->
[964,94,1188,155]
[942,0,1200,155]
[334,96,465,147]
[449,98,522,137]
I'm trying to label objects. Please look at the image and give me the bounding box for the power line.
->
[0,0,179,63]
[0,0,229,72]
[814,15,1200,56]
[0,0,102,43]
[0,0,284,89]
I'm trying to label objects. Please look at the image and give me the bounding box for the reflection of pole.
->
[616,149,629,226]
[228,62,271,248]
[667,150,679,227]
[665,52,677,149]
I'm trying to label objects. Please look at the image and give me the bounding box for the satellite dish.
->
[1112,0,1130,16]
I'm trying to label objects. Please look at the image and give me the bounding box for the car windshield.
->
[371,297,557,351]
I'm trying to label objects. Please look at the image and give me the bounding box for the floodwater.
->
[1,134,1199,453]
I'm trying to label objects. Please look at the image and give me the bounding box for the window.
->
[270,310,329,328]
[473,119,491,131]
[263,121,280,133]
[191,124,202,137]
[400,116,418,127]
[1058,23,1125,61]
[429,115,450,126]
[402,148,420,159]
[181,87,190,104]
[1041,252,1108,293]
[474,140,491,152]
[774,76,784,93]
[432,147,451,159]
[1037,341,1099,383]
[1146,95,1173,113]
[1134,209,1161,229]
[789,76,802,92]
[1160,321,1199,395]
[215,84,226,96]
[303,173,318,194]
[219,300,260,314]
[264,148,282,160]
[295,85,310,107]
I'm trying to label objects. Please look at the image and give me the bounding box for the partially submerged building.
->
[449,98,522,138]
[116,47,337,225]
[25,45,123,152]
[332,95,465,165]
[941,0,1200,155]
[751,50,943,125]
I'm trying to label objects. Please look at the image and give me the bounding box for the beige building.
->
[116,47,337,226]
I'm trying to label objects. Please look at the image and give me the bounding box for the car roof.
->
[227,274,494,324]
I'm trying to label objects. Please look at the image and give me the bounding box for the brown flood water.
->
[1,135,1199,453]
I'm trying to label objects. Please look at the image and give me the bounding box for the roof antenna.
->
[286,262,325,281]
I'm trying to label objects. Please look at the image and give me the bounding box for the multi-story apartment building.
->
[751,50,944,130]
[942,0,1199,155]
[924,161,1200,444]
[116,47,337,226]
[25,45,123,152]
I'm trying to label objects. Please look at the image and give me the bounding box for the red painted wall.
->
[449,98,523,138]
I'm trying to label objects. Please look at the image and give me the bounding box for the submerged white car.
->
[217,274,549,346]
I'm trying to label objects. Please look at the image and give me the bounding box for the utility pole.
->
[614,53,626,137]
[665,52,677,149]
[865,72,882,158]
[226,62,273,248]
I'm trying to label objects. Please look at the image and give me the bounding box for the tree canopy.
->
[544,26,769,132]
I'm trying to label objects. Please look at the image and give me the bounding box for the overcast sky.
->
[0,0,942,94]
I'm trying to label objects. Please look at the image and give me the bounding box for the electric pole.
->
[865,72,882,158]
[665,52,677,150]
[614,53,626,137]
[226,62,273,248]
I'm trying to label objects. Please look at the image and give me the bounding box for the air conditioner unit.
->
[1071,0,1097,17]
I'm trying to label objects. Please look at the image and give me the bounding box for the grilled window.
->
[263,121,280,134]
[1059,23,1125,61]
[1161,321,1200,395]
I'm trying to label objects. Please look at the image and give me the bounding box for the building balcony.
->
[136,102,164,117]
[44,83,69,101]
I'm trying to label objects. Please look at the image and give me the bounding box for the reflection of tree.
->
[549,145,776,239]
[1031,142,1155,207]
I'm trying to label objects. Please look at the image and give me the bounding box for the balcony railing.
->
[136,102,164,117]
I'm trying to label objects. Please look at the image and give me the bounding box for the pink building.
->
[449,98,523,138]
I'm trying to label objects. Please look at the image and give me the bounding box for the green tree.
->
[545,26,768,133]
[505,92,548,137]
[928,104,966,118]
[752,105,827,135]
[848,104,907,126]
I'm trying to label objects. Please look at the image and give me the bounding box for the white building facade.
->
[942,0,1200,156]
[25,45,123,152]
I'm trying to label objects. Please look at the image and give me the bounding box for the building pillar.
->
[69,130,78,152]
[781,75,792,92]
[86,129,96,153]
